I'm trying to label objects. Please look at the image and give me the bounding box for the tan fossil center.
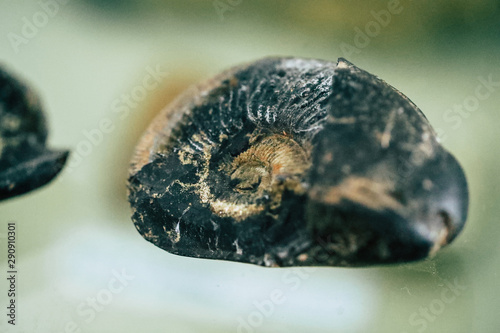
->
[211,133,311,220]
[231,160,271,194]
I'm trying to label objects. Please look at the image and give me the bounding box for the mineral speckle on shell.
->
[127,57,469,267]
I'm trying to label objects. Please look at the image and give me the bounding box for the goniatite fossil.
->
[127,57,469,267]
[0,67,68,201]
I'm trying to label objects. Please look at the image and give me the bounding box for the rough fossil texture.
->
[128,57,469,267]
[0,67,68,201]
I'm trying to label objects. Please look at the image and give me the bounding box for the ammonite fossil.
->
[0,67,68,201]
[128,57,468,267]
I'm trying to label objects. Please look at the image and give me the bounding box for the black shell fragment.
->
[0,68,68,201]
[128,57,468,267]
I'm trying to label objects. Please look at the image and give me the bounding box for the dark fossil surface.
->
[0,68,68,201]
[128,57,469,267]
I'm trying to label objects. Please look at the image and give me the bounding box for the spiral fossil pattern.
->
[128,57,469,267]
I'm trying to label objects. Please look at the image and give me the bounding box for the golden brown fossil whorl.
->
[127,57,468,267]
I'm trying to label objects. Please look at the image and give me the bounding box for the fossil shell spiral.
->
[127,57,468,267]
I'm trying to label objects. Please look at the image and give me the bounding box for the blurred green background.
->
[1,1,499,332]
